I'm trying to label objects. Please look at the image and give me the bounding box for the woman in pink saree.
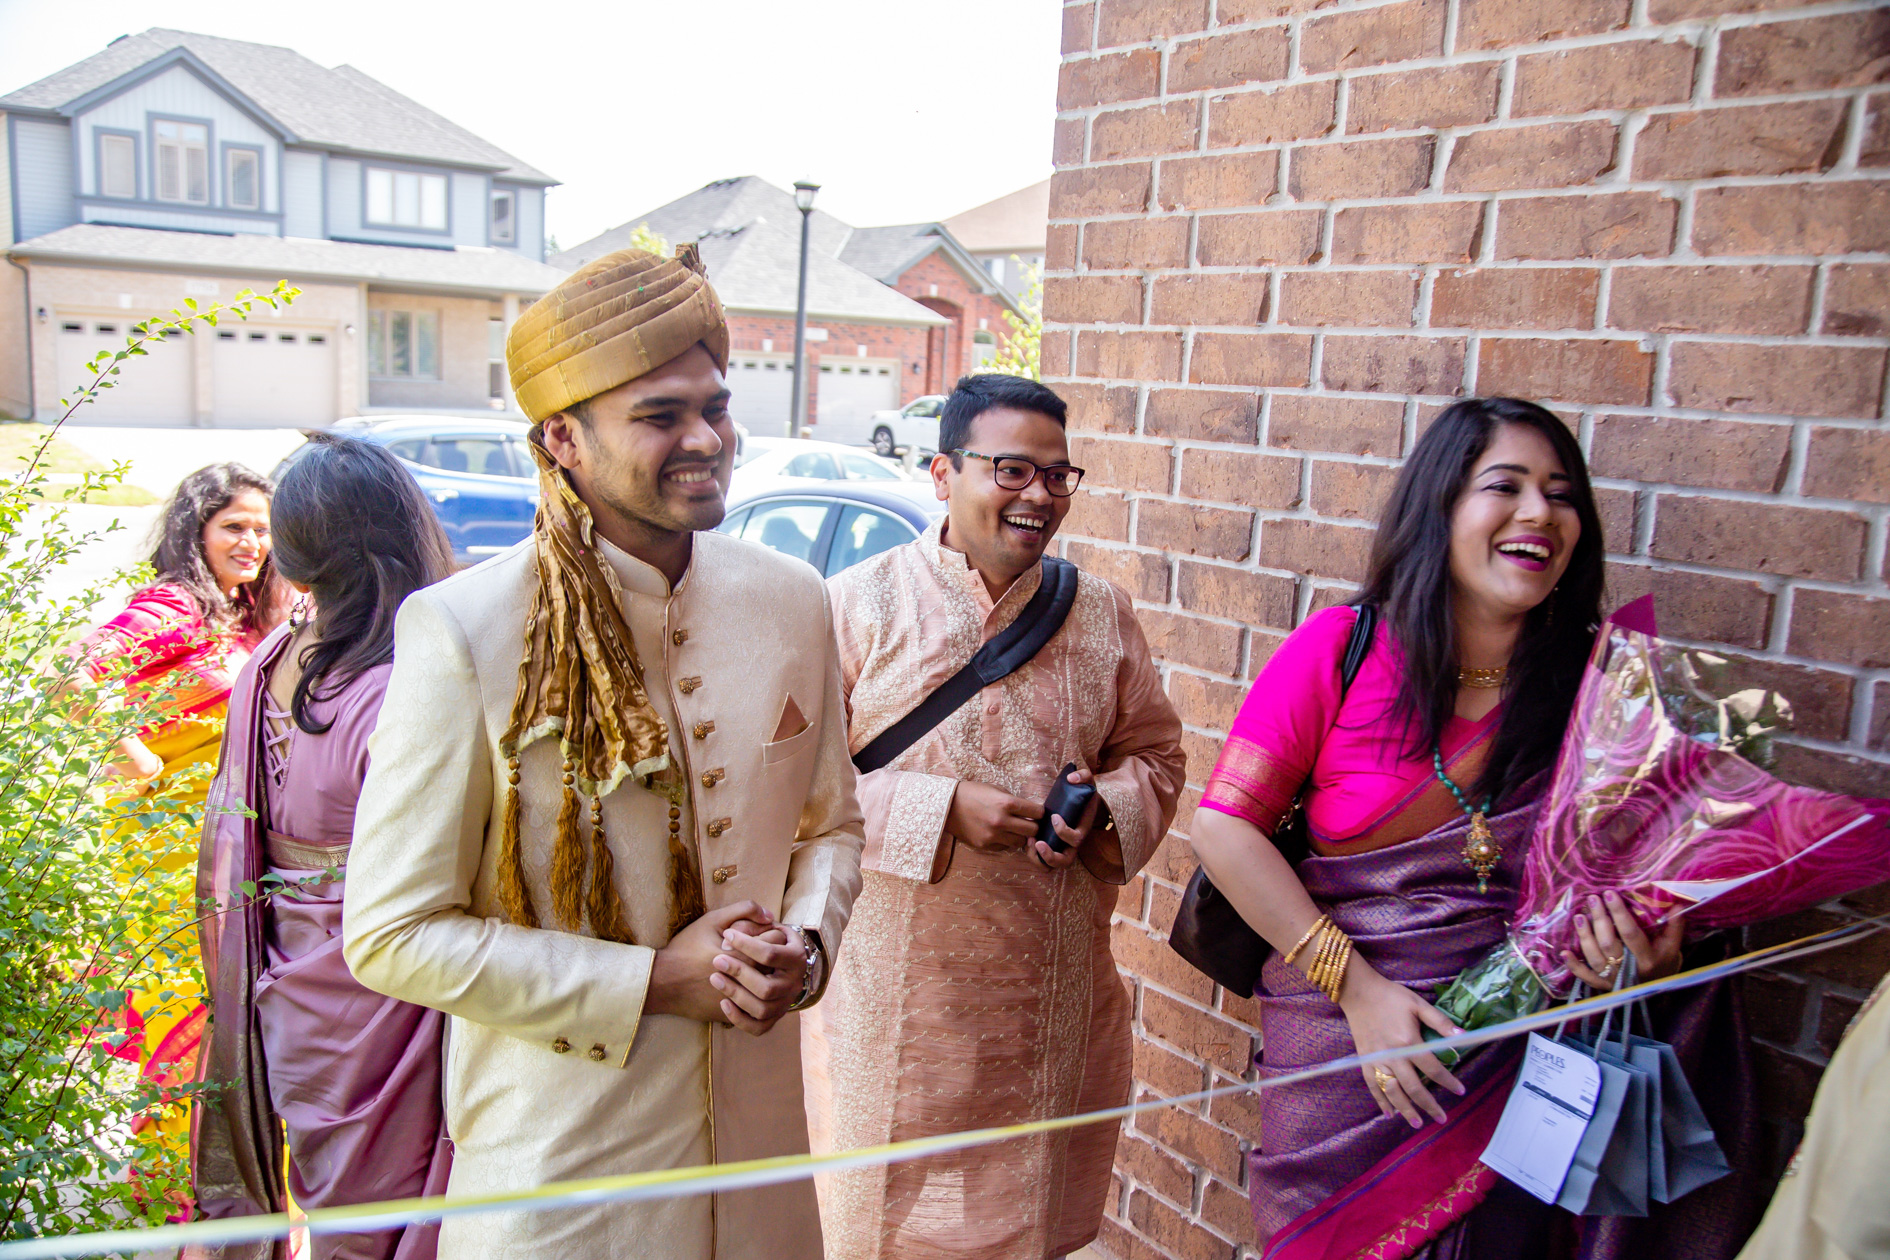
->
[191,434,457,1260]
[1190,400,1759,1260]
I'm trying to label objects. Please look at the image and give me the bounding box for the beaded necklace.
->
[1433,747,1499,894]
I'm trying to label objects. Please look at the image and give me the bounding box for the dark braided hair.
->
[147,462,289,636]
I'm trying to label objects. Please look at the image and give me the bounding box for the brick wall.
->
[1045,2,1890,1256]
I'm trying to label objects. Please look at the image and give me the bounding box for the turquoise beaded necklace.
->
[1433,747,1499,894]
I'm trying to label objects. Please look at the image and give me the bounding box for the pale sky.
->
[0,0,1061,247]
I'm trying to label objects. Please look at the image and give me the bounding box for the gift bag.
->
[1617,999,1732,1202]
[1558,992,1653,1217]
[1550,994,1635,1215]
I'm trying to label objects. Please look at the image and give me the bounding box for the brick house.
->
[943,177,1052,293]
[0,29,563,426]
[554,177,1021,441]
[1045,2,1890,1257]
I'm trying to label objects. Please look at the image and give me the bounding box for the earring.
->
[290,594,312,629]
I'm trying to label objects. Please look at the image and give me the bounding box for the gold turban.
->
[507,243,730,423]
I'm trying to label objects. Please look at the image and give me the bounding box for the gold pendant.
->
[1462,811,1500,894]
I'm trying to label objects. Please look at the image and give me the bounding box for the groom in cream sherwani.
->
[344,245,864,1260]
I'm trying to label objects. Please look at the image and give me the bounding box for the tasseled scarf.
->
[496,435,706,943]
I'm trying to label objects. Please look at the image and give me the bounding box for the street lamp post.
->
[790,181,820,439]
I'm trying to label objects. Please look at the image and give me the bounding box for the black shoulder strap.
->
[1340,603,1377,695]
[852,557,1080,773]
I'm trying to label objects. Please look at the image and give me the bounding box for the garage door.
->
[55,317,192,425]
[726,354,796,439]
[812,359,898,447]
[212,325,337,427]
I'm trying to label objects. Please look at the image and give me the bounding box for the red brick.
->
[1513,40,1696,117]
[1446,121,1618,194]
[1074,436,1174,493]
[1770,745,1890,804]
[1822,264,1890,338]
[1077,330,1186,381]
[1874,680,1890,751]
[1479,337,1653,405]
[1115,1130,1195,1205]
[1128,1187,1240,1258]
[1168,669,1247,731]
[1816,989,1870,1057]
[1178,447,1300,506]
[1067,487,1134,541]
[1590,414,1790,493]
[1113,919,1214,1003]
[1047,223,1077,271]
[1290,135,1435,200]
[1044,331,1073,377]
[1300,0,1445,74]
[1084,218,1190,270]
[1863,93,1890,168]
[1693,182,1890,257]
[1651,496,1867,582]
[1065,540,1170,601]
[1063,2,1095,54]
[1321,334,1466,395]
[1221,0,1342,16]
[1268,394,1404,456]
[1199,1176,1253,1241]
[1310,460,1398,521]
[1611,265,1814,337]
[1346,63,1501,135]
[1130,1104,1246,1182]
[1197,209,1323,267]
[1634,101,1847,181]
[1045,274,1145,325]
[1458,0,1630,51]
[1715,11,1890,98]
[1790,589,1890,669]
[1331,202,1483,265]
[1158,151,1281,211]
[1170,27,1292,94]
[1277,270,1419,328]
[1177,559,1297,629]
[1062,381,1140,435]
[1648,0,1810,18]
[1259,518,1374,581]
[1496,192,1676,261]
[1052,163,1153,217]
[1803,426,1890,505]
[1144,989,1253,1075]
[1604,562,1774,649]
[1054,117,1086,167]
[1710,653,1856,743]
[1152,274,1270,327]
[1097,0,1211,48]
[1133,1031,1212,1104]
[1094,101,1202,160]
[1137,502,1255,564]
[1594,486,1637,552]
[1431,267,1598,331]
[1060,49,1162,109]
[1207,81,1337,149]
[1744,972,1810,1046]
[1190,333,1315,388]
[1668,343,1886,419]
[1147,388,1259,442]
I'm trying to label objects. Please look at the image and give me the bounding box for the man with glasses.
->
[807,374,1186,1260]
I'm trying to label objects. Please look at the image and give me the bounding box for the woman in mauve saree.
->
[1190,399,1762,1260]
[190,435,456,1260]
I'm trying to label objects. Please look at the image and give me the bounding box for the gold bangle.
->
[1283,914,1329,967]
[1324,936,1353,1003]
[1311,924,1339,994]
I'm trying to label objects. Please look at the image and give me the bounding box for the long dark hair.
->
[1356,398,1605,806]
[269,434,455,734]
[149,462,289,636]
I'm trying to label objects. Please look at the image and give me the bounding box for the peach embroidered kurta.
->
[807,523,1185,1260]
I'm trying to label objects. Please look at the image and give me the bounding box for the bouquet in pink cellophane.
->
[1428,594,1890,1066]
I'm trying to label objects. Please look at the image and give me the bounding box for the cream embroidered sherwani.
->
[806,522,1185,1260]
[343,531,864,1260]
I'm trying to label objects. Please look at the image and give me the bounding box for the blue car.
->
[717,480,944,577]
[276,415,538,564]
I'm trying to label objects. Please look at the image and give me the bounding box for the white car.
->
[867,395,946,458]
[729,437,912,499]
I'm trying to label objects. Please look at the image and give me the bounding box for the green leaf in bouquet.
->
[1421,941,1547,1067]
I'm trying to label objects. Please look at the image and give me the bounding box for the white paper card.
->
[1479,1033,1602,1203]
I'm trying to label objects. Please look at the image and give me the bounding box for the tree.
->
[628,222,670,257]
[982,260,1042,381]
[0,283,299,1241]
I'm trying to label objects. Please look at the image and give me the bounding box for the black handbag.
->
[1167,604,1378,997]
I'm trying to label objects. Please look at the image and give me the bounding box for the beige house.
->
[941,178,1049,295]
[0,29,564,426]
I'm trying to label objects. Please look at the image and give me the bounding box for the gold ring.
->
[1372,1067,1396,1093]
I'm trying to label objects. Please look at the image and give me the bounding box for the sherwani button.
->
[712,864,738,884]
[551,1037,570,1054]
[693,720,715,739]
[706,818,731,838]
[701,768,725,788]
[678,676,702,694]
[588,1044,607,1061]
[672,629,689,646]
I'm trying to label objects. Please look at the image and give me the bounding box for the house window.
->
[366,167,448,231]
[368,310,441,379]
[490,189,516,244]
[226,148,260,211]
[153,120,209,205]
[99,134,136,199]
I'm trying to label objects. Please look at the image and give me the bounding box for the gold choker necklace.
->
[1458,665,1507,689]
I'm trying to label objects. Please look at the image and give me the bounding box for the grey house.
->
[0,29,564,425]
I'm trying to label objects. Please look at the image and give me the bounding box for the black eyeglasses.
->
[952,449,1086,497]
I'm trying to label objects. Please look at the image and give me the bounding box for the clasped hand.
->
[947,770,1100,872]
[646,900,806,1036]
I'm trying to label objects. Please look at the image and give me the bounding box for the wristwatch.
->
[787,926,827,1011]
